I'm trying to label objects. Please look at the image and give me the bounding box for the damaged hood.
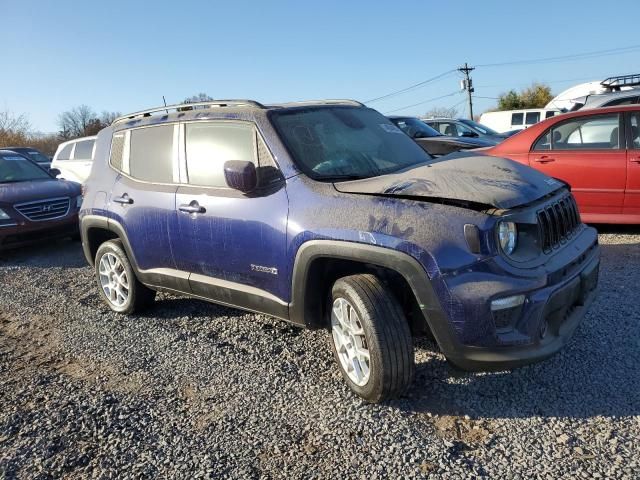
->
[333,152,563,210]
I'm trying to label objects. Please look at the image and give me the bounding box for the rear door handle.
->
[631,156,640,164]
[179,202,206,214]
[113,194,133,205]
[534,156,556,164]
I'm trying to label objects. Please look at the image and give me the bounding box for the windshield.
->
[459,119,499,136]
[270,107,432,180]
[390,117,441,138]
[26,151,51,164]
[0,153,51,183]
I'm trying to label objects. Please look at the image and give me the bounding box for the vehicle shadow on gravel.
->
[394,233,640,420]
[0,239,87,268]
[395,330,639,420]
[137,296,247,320]
[590,224,640,235]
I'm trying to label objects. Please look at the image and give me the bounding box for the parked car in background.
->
[484,105,640,224]
[422,118,509,143]
[479,108,562,133]
[573,88,640,111]
[3,147,51,168]
[0,149,81,249]
[565,74,640,111]
[80,99,599,402]
[388,116,496,155]
[51,136,96,183]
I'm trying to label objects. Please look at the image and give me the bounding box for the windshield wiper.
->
[322,174,368,182]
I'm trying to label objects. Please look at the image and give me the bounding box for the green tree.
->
[497,90,523,110]
[497,83,553,110]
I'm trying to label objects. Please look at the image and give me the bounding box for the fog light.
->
[491,294,525,311]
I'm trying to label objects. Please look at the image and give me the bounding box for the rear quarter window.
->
[56,143,73,160]
[72,140,95,160]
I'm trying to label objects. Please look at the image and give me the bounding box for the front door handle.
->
[179,202,206,214]
[631,156,640,164]
[113,194,133,205]
[534,156,556,164]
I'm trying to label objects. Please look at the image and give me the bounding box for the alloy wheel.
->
[331,297,371,386]
[98,252,130,307]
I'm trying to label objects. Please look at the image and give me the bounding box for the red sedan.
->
[485,105,640,224]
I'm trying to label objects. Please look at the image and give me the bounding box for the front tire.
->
[329,274,414,403]
[95,240,155,314]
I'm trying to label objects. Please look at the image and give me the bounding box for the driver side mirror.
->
[224,160,257,193]
[49,167,61,177]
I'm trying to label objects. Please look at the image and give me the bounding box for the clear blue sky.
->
[2,0,640,132]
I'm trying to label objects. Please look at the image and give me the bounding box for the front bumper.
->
[445,254,599,370]
[0,213,79,250]
[423,225,600,371]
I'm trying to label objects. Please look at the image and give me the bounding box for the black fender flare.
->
[80,215,141,270]
[288,240,458,354]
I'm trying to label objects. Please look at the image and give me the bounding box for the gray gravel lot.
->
[0,228,639,479]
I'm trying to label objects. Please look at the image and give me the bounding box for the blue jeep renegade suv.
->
[79,99,599,402]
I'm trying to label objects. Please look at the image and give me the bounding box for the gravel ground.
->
[0,228,638,479]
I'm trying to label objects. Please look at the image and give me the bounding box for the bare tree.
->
[178,93,215,111]
[0,110,32,146]
[183,93,214,104]
[0,110,31,133]
[422,106,459,119]
[100,111,121,125]
[58,105,98,139]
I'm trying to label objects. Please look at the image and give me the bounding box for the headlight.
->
[498,221,518,255]
[76,195,83,209]
[0,208,10,220]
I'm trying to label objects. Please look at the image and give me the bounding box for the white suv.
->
[51,136,96,183]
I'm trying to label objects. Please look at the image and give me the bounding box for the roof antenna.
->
[162,96,168,114]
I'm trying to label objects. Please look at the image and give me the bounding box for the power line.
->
[365,69,457,104]
[383,91,461,114]
[476,44,640,68]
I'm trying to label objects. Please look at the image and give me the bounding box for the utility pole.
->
[459,63,475,119]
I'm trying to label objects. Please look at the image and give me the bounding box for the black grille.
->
[537,195,581,252]
[15,197,70,221]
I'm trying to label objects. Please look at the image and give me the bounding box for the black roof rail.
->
[269,99,365,108]
[112,99,266,125]
[600,74,640,91]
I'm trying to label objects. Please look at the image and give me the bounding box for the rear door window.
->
[72,140,95,160]
[185,122,256,188]
[56,143,73,160]
[129,125,175,183]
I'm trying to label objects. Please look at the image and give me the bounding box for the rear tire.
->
[329,274,414,403]
[95,240,155,314]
